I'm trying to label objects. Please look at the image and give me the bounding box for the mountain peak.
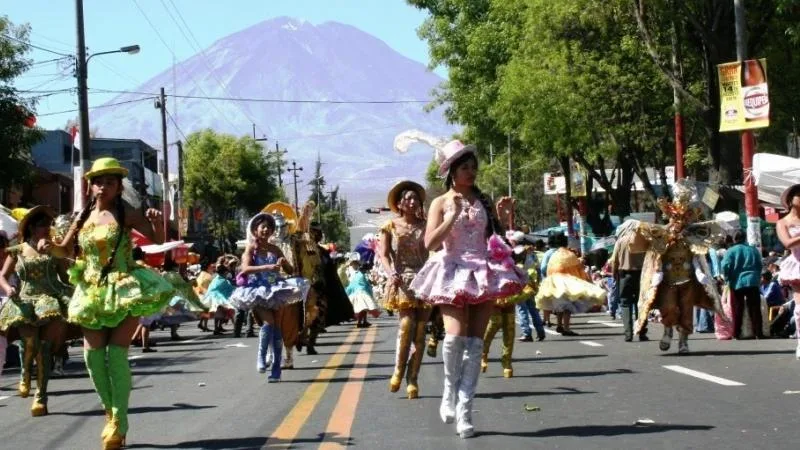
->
[92,19,457,218]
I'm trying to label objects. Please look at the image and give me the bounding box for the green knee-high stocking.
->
[84,347,112,411]
[107,345,132,436]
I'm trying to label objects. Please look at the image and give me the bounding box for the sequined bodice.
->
[442,199,488,255]
[248,252,279,285]
[789,225,800,259]
[390,220,426,273]
[15,248,69,298]
[77,222,134,284]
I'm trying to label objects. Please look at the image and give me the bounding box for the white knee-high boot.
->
[456,337,483,439]
[439,334,466,424]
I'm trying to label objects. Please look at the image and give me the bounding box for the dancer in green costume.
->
[0,206,72,416]
[47,157,174,449]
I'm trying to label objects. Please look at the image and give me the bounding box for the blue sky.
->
[6,0,437,130]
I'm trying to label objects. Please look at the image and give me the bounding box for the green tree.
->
[0,17,43,189]
[307,155,352,250]
[183,129,279,248]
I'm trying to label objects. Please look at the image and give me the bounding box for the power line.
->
[88,88,431,104]
[165,109,188,141]
[36,96,157,117]
[131,0,242,133]
[0,34,71,57]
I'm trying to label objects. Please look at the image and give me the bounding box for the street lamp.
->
[85,44,141,64]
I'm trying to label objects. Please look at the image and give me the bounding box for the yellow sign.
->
[718,59,770,132]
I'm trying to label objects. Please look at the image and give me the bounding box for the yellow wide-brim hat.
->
[387,180,426,213]
[84,157,129,180]
[17,205,56,238]
[263,201,298,235]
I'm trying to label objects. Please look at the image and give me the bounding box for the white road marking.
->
[663,365,745,386]
[128,355,145,360]
[0,396,10,402]
[587,320,623,328]
[544,328,560,336]
[579,341,604,347]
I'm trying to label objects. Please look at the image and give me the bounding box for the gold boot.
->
[406,319,426,399]
[102,420,126,450]
[481,312,502,374]
[425,336,438,358]
[101,410,114,439]
[389,315,413,393]
[31,340,51,417]
[500,309,515,379]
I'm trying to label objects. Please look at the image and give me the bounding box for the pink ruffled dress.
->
[779,225,800,288]
[410,199,526,307]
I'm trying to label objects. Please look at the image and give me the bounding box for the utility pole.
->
[671,0,686,181]
[75,0,90,170]
[735,0,761,249]
[287,161,303,212]
[273,141,286,187]
[177,140,184,238]
[156,87,170,235]
[75,0,90,210]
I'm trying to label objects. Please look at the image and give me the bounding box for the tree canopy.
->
[0,17,43,189]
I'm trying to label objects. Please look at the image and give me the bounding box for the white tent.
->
[753,153,800,209]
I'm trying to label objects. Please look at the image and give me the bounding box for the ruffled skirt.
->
[779,255,800,287]
[204,290,232,312]
[384,272,429,311]
[68,266,174,330]
[410,252,525,308]
[535,274,606,313]
[349,290,379,314]
[228,277,310,311]
[0,291,71,331]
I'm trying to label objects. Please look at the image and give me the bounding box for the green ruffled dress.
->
[68,222,174,330]
[0,246,73,331]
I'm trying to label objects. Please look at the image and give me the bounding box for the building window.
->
[62,145,76,164]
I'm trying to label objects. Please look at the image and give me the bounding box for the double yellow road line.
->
[266,325,379,449]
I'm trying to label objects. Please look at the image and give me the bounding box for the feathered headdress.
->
[394,130,475,177]
[657,180,703,224]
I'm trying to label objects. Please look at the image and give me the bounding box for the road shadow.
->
[477,388,597,399]
[282,375,385,384]
[476,424,714,438]
[517,368,634,378]
[660,349,795,357]
[287,362,395,371]
[127,431,355,449]
[514,354,607,363]
[51,402,216,417]
[48,384,153,397]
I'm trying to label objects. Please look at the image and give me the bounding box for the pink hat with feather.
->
[435,140,477,177]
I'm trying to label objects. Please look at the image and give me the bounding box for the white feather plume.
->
[393,129,448,164]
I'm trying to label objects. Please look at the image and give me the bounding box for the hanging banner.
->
[718,58,770,132]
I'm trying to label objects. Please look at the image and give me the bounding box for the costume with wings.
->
[620,182,729,354]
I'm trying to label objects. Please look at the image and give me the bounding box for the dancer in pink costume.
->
[776,184,800,359]
[410,140,526,439]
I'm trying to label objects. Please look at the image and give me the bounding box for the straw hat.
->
[435,140,477,177]
[17,205,56,238]
[781,184,800,210]
[84,157,129,180]
[387,180,426,213]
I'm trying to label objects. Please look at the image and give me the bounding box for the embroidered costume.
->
[629,182,727,354]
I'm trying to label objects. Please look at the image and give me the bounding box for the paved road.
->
[0,313,797,449]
